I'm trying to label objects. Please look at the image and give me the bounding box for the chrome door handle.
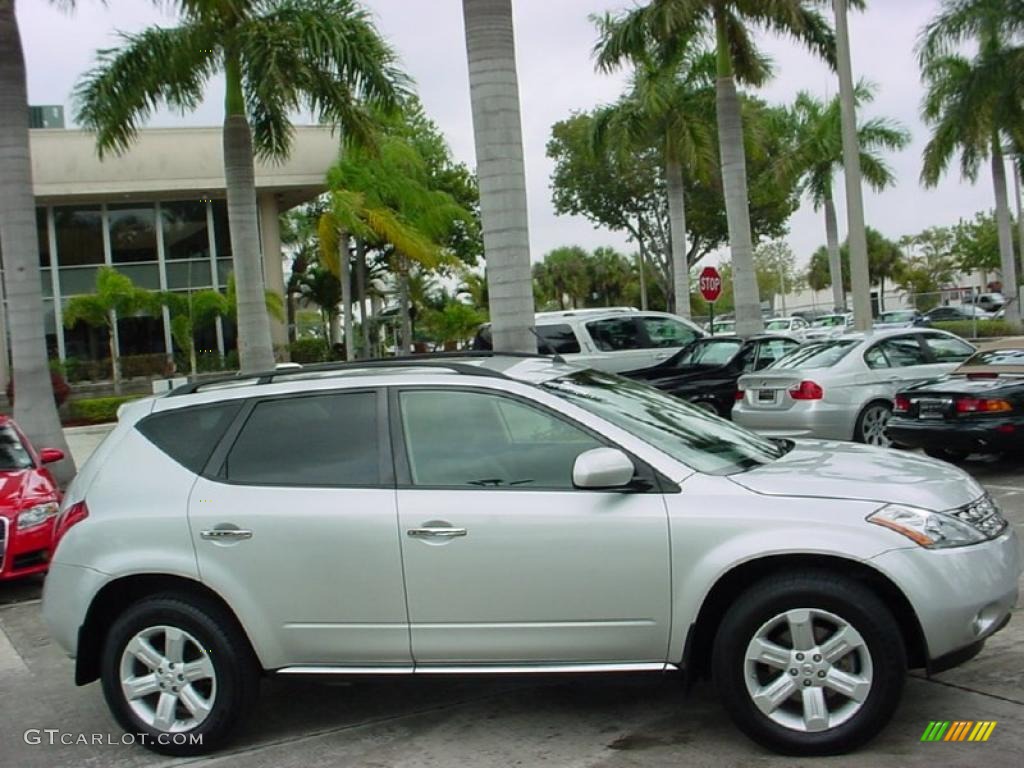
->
[407,527,467,539]
[200,528,253,541]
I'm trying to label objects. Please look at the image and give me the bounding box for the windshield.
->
[769,340,857,370]
[674,339,743,367]
[0,425,33,471]
[765,319,791,331]
[542,370,786,475]
[879,311,915,323]
[961,349,1024,367]
[813,315,847,328]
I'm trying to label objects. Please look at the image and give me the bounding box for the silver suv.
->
[42,354,1019,756]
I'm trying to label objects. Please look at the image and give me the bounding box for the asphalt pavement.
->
[1,427,1021,767]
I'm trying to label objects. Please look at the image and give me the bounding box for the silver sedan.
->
[733,329,977,446]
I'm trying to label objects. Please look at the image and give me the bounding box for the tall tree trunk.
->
[823,189,846,311]
[0,2,74,484]
[992,137,1020,326]
[1014,159,1024,292]
[462,0,536,353]
[355,238,370,358]
[666,159,691,318]
[396,255,413,356]
[339,232,354,361]
[223,54,274,373]
[108,312,122,395]
[714,11,761,336]
[636,221,649,310]
[834,0,872,331]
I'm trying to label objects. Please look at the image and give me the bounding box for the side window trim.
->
[203,387,393,488]
[388,385,666,493]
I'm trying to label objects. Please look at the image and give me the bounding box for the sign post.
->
[699,266,723,335]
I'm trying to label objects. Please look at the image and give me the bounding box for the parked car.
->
[889,339,1024,461]
[0,416,64,581]
[763,316,813,340]
[733,329,977,446]
[804,313,854,341]
[968,292,1007,312]
[707,319,737,336]
[623,335,801,418]
[473,309,705,373]
[920,305,995,325]
[42,354,1020,757]
[874,309,922,330]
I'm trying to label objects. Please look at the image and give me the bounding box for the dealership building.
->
[0,115,337,387]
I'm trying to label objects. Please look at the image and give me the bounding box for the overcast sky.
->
[19,0,1001,268]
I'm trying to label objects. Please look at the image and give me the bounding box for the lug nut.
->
[795,653,804,661]
[818,671,826,678]
[803,680,812,687]
[790,669,798,676]
[813,654,822,662]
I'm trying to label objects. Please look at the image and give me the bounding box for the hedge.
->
[289,337,332,364]
[931,320,1019,340]
[65,396,142,425]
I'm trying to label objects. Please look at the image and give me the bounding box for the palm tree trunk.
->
[223,55,275,373]
[107,313,122,395]
[397,255,413,356]
[355,238,370,358]
[0,2,75,484]
[462,0,537,353]
[666,159,691,318]
[636,221,649,310]
[992,137,1020,326]
[338,232,355,361]
[714,11,762,335]
[823,190,846,311]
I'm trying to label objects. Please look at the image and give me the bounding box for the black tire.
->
[854,402,894,447]
[100,593,258,756]
[711,570,906,756]
[924,446,969,463]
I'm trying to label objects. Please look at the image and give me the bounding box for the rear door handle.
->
[407,527,467,539]
[200,528,253,541]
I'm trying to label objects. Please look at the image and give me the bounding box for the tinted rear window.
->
[138,402,242,473]
[537,324,581,354]
[770,341,857,370]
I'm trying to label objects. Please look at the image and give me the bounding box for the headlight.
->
[17,502,60,531]
[867,503,986,549]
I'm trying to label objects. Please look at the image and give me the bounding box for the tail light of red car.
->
[52,500,89,551]
[789,381,824,401]
[954,397,1013,414]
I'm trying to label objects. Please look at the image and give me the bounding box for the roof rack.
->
[166,351,564,397]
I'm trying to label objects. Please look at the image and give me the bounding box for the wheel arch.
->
[853,397,895,443]
[683,554,927,681]
[75,573,261,686]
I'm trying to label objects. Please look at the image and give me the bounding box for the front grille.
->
[952,495,1009,539]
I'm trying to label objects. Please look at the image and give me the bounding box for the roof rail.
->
[166,351,564,397]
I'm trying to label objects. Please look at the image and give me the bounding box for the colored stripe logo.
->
[921,721,997,742]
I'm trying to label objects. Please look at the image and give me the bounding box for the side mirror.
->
[573,448,635,490]
[39,448,65,465]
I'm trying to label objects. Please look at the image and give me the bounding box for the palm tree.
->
[778,84,910,311]
[595,0,849,335]
[461,0,536,353]
[593,27,717,318]
[74,0,406,373]
[919,0,1024,326]
[0,0,75,482]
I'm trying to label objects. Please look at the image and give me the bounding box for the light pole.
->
[834,0,872,331]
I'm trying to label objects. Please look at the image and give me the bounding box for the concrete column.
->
[0,267,8,391]
[257,192,287,349]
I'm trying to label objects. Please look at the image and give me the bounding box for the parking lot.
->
[1,428,1021,768]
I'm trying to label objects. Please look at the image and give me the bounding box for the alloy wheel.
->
[743,608,874,734]
[860,405,892,447]
[119,625,217,733]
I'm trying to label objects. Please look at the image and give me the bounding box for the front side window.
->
[879,337,929,367]
[536,324,581,354]
[400,390,602,489]
[674,339,742,367]
[640,317,701,349]
[0,425,33,471]
[587,318,643,352]
[224,392,378,486]
[922,334,975,363]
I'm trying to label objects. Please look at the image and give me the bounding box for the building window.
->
[53,206,103,267]
[211,199,232,259]
[109,203,157,263]
[166,260,213,290]
[37,208,50,267]
[162,201,211,261]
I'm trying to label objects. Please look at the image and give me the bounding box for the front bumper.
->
[0,517,55,581]
[733,401,856,441]
[889,417,1023,454]
[871,527,1021,666]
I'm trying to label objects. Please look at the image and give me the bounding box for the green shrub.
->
[932,320,1019,339]
[120,353,169,378]
[65,396,141,425]
[289,337,331,364]
[63,357,113,383]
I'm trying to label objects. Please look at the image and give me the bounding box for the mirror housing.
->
[573,448,636,490]
[39,448,65,465]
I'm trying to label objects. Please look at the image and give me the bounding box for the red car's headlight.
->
[16,501,59,531]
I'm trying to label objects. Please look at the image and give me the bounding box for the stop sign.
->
[699,266,722,303]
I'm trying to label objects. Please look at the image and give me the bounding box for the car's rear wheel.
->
[856,403,893,447]
[712,571,906,755]
[100,594,258,755]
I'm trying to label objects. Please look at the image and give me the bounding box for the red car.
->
[0,415,64,581]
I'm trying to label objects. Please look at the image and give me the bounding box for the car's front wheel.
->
[712,571,906,755]
[100,594,258,755]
